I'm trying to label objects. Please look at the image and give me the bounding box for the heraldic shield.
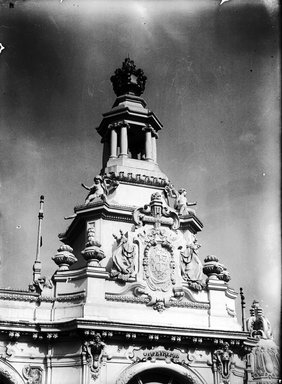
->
[143,237,175,293]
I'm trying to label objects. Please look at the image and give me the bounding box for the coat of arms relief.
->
[107,192,208,312]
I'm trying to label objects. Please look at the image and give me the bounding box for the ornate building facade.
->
[0,59,279,384]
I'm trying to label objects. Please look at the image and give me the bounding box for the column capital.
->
[108,120,130,130]
[142,124,158,138]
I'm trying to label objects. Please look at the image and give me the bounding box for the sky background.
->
[0,0,280,340]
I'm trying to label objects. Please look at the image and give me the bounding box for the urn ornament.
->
[52,244,77,271]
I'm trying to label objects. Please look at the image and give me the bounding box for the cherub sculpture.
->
[165,185,197,215]
[81,176,119,205]
[81,176,105,205]
[174,188,197,215]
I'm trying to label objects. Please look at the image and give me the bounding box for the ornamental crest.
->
[143,234,175,292]
[106,193,210,312]
[133,192,179,230]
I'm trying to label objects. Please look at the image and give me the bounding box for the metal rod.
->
[33,195,44,282]
[240,287,246,331]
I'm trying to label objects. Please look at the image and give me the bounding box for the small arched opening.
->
[127,367,190,384]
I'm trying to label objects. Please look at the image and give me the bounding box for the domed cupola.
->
[97,58,168,183]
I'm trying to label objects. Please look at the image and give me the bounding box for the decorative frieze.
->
[0,288,39,302]
[169,301,210,310]
[105,294,150,304]
[8,332,21,340]
[104,171,169,187]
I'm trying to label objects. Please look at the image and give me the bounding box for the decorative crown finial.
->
[246,300,273,340]
[110,58,147,97]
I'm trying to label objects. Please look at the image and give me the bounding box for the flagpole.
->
[240,287,246,331]
[33,195,44,282]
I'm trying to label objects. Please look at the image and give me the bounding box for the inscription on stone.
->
[130,347,193,366]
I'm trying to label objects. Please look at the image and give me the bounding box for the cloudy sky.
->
[0,0,280,339]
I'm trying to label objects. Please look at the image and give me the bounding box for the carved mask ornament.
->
[213,342,234,384]
[83,334,106,380]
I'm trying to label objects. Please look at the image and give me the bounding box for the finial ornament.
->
[203,255,231,282]
[110,58,147,97]
[245,300,280,382]
[52,244,77,271]
[81,227,105,267]
[246,300,273,339]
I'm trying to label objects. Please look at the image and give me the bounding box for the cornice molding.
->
[0,290,86,303]
[0,318,255,352]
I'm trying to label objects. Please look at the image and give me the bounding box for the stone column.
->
[110,128,117,158]
[119,124,128,157]
[144,126,153,161]
[102,140,110,167]
[151,135,157,162]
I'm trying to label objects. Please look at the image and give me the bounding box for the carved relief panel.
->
[107,193,209,313]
